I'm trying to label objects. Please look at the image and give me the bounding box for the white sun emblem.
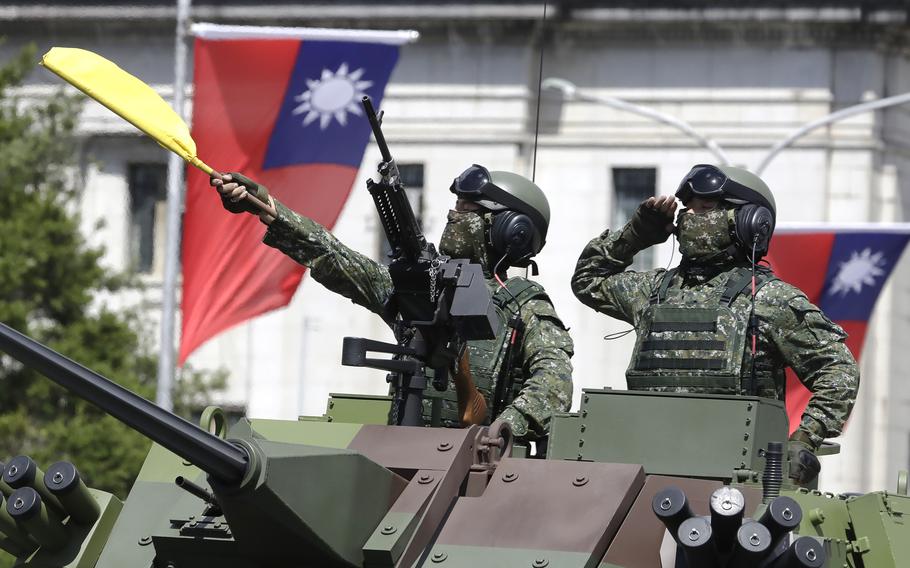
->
[828,248,887,296]
[291,63,372,130]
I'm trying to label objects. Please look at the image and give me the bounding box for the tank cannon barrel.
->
[0,323,248,485]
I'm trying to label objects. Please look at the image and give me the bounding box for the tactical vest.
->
[626,266,779,396]
[421,277,546,428]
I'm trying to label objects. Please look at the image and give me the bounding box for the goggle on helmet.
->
[449,164,549,244]
[675,164,775,215]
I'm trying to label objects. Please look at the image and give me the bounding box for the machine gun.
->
[341,96,499,427]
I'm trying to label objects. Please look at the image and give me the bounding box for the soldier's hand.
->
[210,172,271,216]
[787,439,821,488]
[644,195,677,230]
[628,195,677,247]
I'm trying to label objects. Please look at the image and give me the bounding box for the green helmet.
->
[715,165,776,220]
[676,164,776,222]
[450,165,550,260]
[675,164,776,257]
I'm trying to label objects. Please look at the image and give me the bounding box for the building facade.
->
[3,0,910,493]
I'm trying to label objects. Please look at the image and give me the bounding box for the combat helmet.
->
[450,165,550,264]
[675,164,776,258]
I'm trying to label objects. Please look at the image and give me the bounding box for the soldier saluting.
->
[571,164,859,487]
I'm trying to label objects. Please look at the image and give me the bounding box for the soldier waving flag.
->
[180,24,416,365]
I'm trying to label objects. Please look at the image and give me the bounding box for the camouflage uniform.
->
[571,224,859,449]
[263,200,574,440]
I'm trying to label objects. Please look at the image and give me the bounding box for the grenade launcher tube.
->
[0,323,248,485]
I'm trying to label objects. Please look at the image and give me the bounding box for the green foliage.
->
[0,42,226,514]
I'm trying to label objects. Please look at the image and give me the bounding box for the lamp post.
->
[157,0,192,411]
[755,92,910,175]
[542,77,732,166]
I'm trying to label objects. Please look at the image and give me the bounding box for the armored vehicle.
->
[0,322,908,568]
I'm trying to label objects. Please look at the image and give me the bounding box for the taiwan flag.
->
[179,24,416,364]
[766,224,910,433]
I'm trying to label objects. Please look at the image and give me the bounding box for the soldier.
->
[211,164,573,442]
[571,164,859,486]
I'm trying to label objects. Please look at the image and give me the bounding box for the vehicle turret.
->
[2,321,910,567]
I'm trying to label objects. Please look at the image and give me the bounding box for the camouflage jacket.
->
[571,226,859,449]
[262,200,574,440]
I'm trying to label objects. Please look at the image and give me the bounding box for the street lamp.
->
[755,92,910,175]
[542,77,732,166]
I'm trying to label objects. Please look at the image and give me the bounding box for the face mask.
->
[675,207,733,263]
[439,210,490,270]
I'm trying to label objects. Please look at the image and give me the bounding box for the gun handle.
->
[455,350,487,426]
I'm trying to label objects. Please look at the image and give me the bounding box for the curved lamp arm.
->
[756,92,910,175]
[542,77,732,166]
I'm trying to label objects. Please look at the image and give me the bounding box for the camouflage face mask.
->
[439,210,490,270]
[675,206,733,263]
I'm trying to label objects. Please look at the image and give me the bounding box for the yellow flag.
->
[40,47,213,174]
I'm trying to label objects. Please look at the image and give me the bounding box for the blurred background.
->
[1,0,909,496]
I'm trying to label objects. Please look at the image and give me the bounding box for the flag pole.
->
[157,0,192,411]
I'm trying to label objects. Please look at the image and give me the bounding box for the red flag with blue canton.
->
[179,25,414,365]
[766,225,910,433]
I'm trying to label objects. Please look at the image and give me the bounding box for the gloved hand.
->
[496,407,529,439]
[627,195,676,247]
[210,172,271,215]
[787,439,821,487]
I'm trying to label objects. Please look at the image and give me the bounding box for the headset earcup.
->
[490,211,541,261]
[734,204,775,256]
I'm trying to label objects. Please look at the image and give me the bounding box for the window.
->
[612,168,657,271]
[377,163,425,264]
[128,164,168,275]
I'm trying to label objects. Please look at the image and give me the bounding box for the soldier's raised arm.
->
[571,195,675,324]
[211,172,392,316]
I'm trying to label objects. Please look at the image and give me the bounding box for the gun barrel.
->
[0,323,248,485]
[362,96,392,163]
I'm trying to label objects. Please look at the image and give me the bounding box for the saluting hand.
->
[642,195,678,234]
[627,195,677,247]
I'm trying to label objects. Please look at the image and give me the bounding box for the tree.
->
[0,43,225,508]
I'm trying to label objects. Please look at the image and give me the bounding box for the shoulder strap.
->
[493,277,547,310]
[720,266,778,306]
[649,268,678,305]
[720,268,753,306]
